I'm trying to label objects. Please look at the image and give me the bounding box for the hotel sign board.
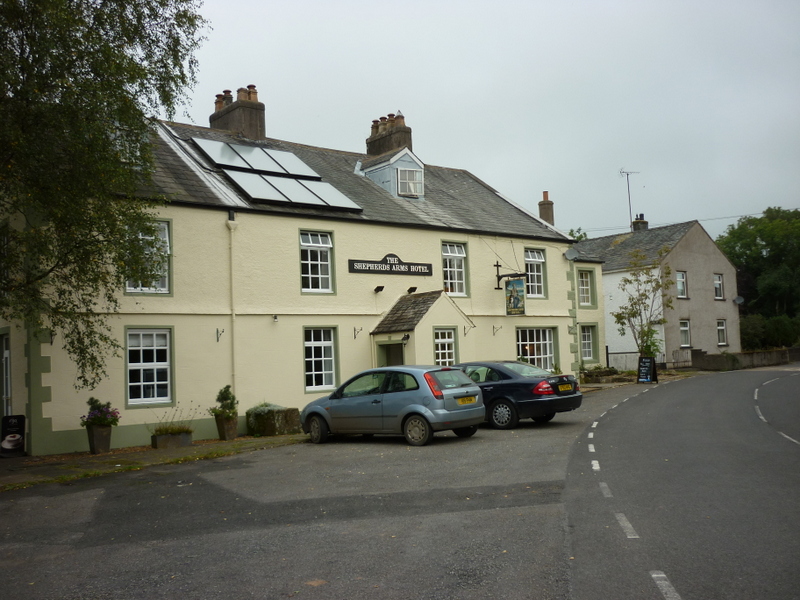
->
[348,254,433,276]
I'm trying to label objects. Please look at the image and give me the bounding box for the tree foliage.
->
[568,227,588,241]
[716,207,800,318]
[0,0,206,387]
[610,249,674,357]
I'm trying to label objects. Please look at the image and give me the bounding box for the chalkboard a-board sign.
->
[637,356,658,383]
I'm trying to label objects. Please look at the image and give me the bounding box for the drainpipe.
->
[227,213,238,393]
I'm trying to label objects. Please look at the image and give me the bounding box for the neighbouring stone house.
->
[574,215,741,370]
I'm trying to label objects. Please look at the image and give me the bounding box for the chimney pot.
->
[632,213,649,232]
[210,85,266,140]
[366,112,413,156]
[538,190,555,226]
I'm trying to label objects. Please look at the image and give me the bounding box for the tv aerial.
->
[619,168,640,231]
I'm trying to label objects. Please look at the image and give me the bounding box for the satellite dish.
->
[564,248,579,261]
[733,296,744,305]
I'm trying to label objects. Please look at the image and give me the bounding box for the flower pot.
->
[151,432,192,449]
[87,425,112,454]
[214,414,238,441]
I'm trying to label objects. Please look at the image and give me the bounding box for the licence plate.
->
[457,396,476,405]
[558,384,573,392]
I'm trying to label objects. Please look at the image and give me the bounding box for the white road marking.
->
[650,571,683,600]
[591,460,600,471]
[588,444,596,452]
[600,411,607,417]
[754,389,759,400]
[778,432,800,446]
[755,406,767,422]
[763,378,779,386]
[588,432,594,439]
[592,421,598,428]
[599,482,613,497]
[615,513,639,538]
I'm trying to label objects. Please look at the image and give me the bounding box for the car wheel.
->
[308,414,329,444]
[489,399,519,429]
[533,412,556,423]
[403,415,432,446]
[452,425,479,438]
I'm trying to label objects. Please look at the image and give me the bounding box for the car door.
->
[380,371,423,432]
[328,371,387,432]
[463,365,504,403]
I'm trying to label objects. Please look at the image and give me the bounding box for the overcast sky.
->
[181,0,800,241]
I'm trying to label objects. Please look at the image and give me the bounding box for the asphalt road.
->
[1,367,797,600]
[565,366,800,600]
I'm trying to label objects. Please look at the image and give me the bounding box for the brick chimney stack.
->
[632,213,649,231]
[209,84,266,140]
[538,191,555,226]
[366,111,412,156]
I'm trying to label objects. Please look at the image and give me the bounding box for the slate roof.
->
[573,221,698,272]
[143,120,572,243]
[371,290,444,334]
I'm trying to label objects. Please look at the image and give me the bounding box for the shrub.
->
[209,385,238,419]
[246,402,301,437]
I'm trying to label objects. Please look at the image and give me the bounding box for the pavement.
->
[0,381,641,492]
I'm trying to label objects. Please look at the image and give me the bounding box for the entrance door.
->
[377,343,404,367]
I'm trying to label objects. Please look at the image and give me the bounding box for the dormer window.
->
[398,169,424,196]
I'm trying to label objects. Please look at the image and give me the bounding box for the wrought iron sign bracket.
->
[495,262,527,290]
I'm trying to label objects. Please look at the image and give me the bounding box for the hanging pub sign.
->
[505,278,526,316]
[348,253,433,276]
[1,415,26,458]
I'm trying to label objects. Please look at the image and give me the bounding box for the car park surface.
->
[457,360,582,428]
[300,365,485,445]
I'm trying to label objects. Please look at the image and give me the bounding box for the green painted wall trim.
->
[22,414,242,456]
[26,325,55,456]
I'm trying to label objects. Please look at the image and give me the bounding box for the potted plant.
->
[209,385,238,441]
[80,397,120,454]
[149,402,198,448]
[150,421,194,448]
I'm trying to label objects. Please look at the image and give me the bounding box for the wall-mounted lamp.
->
[374,285,385,293]
[407,287,417,294]
[402,333,410,346]
[273,315,279,322]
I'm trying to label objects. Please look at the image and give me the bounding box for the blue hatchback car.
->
[301,366,485,446]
